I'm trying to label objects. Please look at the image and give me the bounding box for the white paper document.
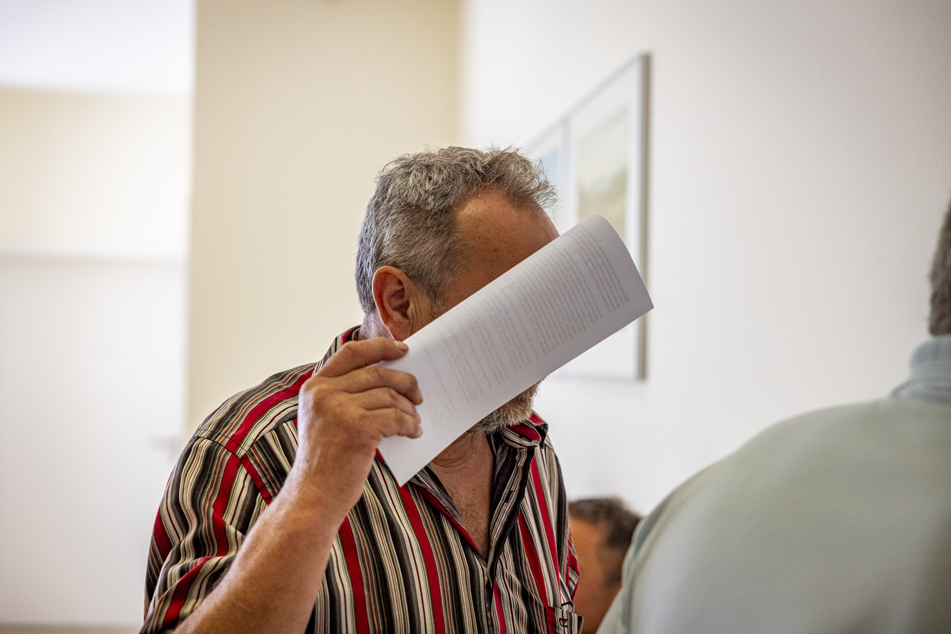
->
[378,214,653,484]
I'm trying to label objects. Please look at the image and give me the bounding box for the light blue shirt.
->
[601,336,951,633]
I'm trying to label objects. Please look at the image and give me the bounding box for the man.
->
[600,197,951,633]
[568,498,640,633]
[142,147,580,633]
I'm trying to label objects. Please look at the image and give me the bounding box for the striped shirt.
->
[142,327,581,633]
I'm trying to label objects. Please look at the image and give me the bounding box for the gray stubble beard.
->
[470,384,540,435]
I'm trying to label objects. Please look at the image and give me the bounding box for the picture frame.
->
[526,53,650,380]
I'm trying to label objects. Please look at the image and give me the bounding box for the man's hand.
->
[174,337,423,634]
[290,337,423,520]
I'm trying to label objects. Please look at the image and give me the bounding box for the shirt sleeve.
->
[142,436,268,633]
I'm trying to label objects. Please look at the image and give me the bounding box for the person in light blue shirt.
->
[600,196,951,634]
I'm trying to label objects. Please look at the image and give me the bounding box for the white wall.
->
[0,90,191,258]
[0,0,193,96]
[0,0,193,626]
[189,0,460,427]
[0,255,187,626]
[462,0,951,512]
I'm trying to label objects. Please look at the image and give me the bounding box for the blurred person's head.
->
[569,497,641,633]
[930,196,951,335]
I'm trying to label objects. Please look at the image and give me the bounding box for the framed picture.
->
[526,53,650,380]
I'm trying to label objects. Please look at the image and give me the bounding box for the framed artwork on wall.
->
[526,53,650,380]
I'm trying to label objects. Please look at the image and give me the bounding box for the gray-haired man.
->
[143,147,580,633]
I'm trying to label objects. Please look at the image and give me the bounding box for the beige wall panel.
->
[190,0,459,427]
[0,89,190,257]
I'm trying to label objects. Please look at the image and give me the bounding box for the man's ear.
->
[371,266,427,341]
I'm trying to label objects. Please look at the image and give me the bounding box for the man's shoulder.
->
[194,362,316,458]
[735,395,936,458]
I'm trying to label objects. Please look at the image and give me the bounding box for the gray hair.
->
[930,196,951,335]
[355,146,556,315]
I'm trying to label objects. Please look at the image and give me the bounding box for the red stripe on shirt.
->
[400,486,446,634]
[518,515,548,602]
[339,517,370,634]
[164,555,211,623]
[520,416,545,441]
[530,460,558,568]
[419,488,478,553]
[211,454,241,556]
[227,369,315,451]
[152,510,171,557]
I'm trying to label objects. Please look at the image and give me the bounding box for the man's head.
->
[568,497,641,633]
[356,147,558,434]
[930,196,951,336]
[356,146,556,319]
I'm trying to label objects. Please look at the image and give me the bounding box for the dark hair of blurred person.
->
[569,497,641,633]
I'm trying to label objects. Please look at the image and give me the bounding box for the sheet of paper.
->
[378,214,653,484]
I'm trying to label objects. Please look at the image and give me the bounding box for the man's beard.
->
[470,383,540,435]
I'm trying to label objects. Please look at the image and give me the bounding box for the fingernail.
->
[395,341,408,351]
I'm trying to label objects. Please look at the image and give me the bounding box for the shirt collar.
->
[892,335,951,405]
[499,413,548,449]
[316,326,361,372]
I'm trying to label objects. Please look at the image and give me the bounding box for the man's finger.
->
[366,408,423,440]
[335,366,422,405]
[319,338,409,378]
[357,386,421,421]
